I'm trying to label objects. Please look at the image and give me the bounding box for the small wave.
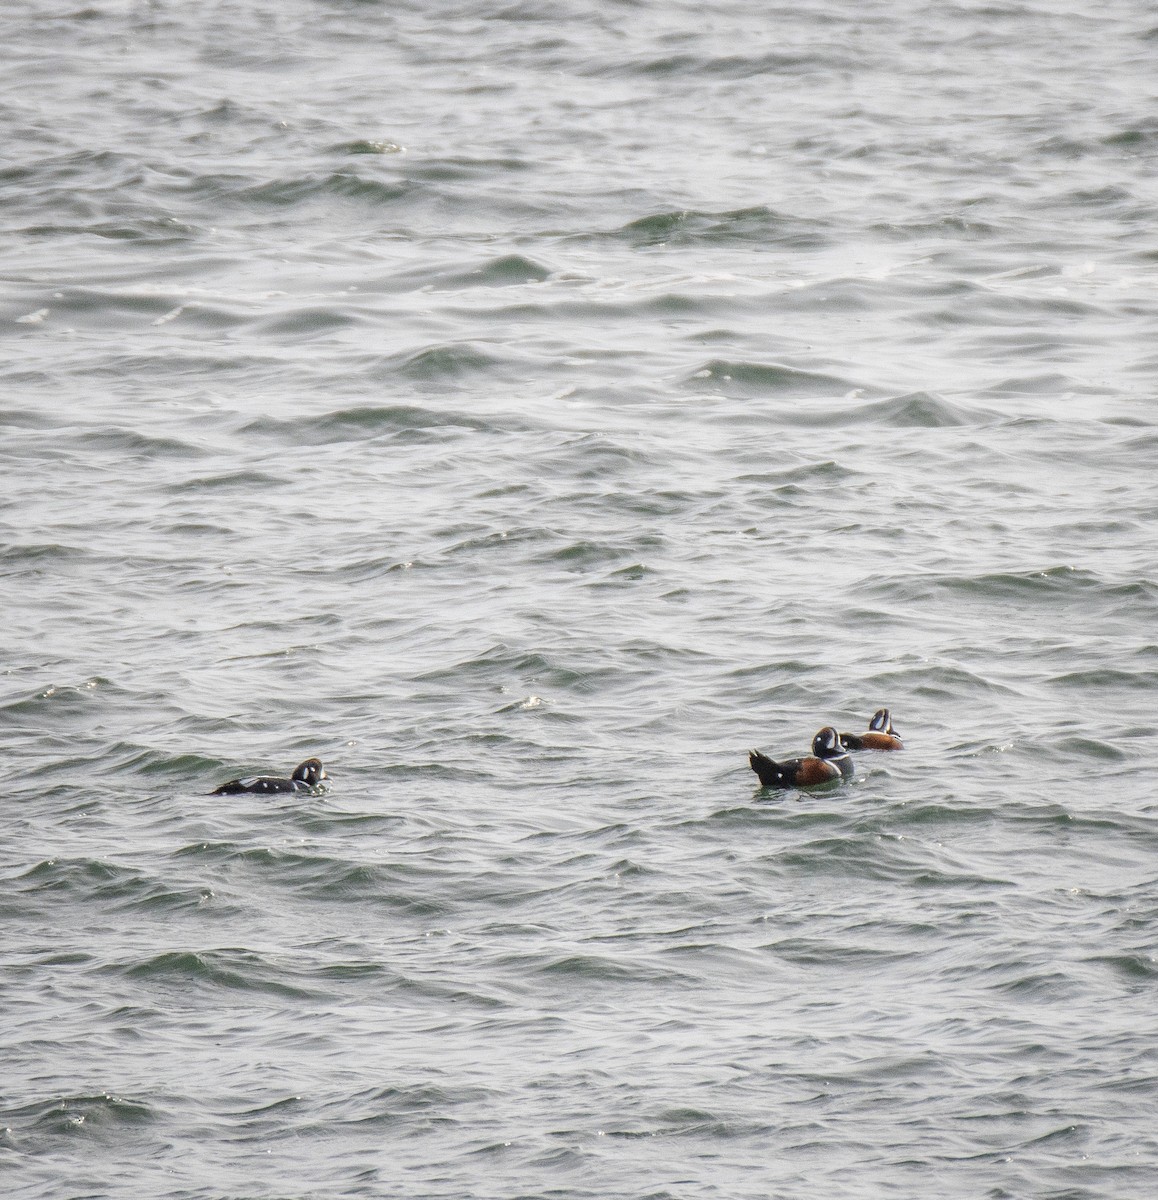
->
[113,949,321,1000]
[0,148,133,187]
[171,844,440,910]
[406,154,532,183]
[242,402,504,444]
[442,526,540,556]
[1048,668,1158,694]
[15,217,195,244]
[872,213,999,240]
[1065,184,1135,208]
[776,836,1008,889]
[909,664,1026,700]
[228,1095,305,1119]
[105,746,223,780]
[22,1093,156,1139]
[414,644,599,695]
[765,934,914,969]
[304,864,452,915]
[0,676,116,719]
[535,539,635,570]
[0,404,52,429]
[1102,124,1158,148]
[984,371,1091,397]
[587,50,832,82]
[604,205,829,249]
[856,566,1110,608]
[495,694,549,713]
[893,801,1008,830]
[590,563,660,589]
[430,254,553,289]
[704,374,1008,428]
[63,426,208,460]
[225,171,412,208]
[685,358,868,399]
[987,966,1082,1001]
[313,1082,492,1129]
[0,542,92,571]
[250,304,367,338]
[734,461,864,509]
[169,469,289,491]
[534,951,695,986]
[1086,953,1158,982]
[386,342,516,383]
[328,552,425,582]
[845,391,992,427]
[85,350,264,381]
[332,139,404,156]
[14,856,212,914]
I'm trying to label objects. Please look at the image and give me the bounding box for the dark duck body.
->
[839,708,903,751]
[212,757,327,795]
[748,726,853,789]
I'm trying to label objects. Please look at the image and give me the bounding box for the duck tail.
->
[748,749,780,788]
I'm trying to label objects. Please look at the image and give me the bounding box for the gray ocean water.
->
[3,2,1157,1197]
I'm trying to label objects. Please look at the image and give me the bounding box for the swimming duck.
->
[839,708,903,751]
[211,757,327,795]
[748,726,853,789]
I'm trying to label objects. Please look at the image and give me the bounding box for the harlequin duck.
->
[839,708,903,751]
[211,758,327,795]
[748,726,853,789]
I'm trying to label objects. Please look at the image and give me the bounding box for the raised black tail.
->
[748,749,782,788]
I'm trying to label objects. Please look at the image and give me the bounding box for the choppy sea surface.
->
[3,2,1158,1197]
